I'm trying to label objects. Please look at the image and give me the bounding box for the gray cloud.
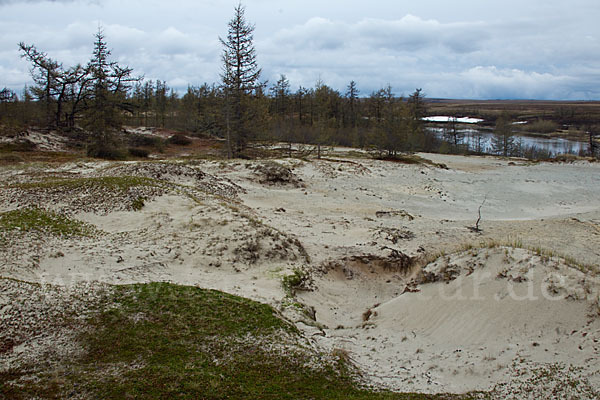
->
[266,15,490,55]
[257,10,600,99]
[1,0,600,99]
[0,0,98,4]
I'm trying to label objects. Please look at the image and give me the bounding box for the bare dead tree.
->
[469,195,487,233]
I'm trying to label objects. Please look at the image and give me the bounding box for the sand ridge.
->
[1,152,600,397]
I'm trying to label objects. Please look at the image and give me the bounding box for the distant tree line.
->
[3,44,434,158]
[2,3,597,160]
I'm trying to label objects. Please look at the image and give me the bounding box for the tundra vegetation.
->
[1,3,599,399]
[0,281,484,399]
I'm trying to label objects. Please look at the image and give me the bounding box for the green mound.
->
[1,283,478,399]
[0,207,95,237]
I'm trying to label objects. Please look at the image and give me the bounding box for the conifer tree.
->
[220,3,262,157]
[345,80,359,128]
[491,112,515,157]
[84,27,138,158]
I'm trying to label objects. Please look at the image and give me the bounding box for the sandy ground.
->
[1,151,600,397]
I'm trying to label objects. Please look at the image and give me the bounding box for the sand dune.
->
[1,152,600,397]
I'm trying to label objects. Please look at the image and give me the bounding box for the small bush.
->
[282,268,311,296]
[128,134,165,151]
[0,153,25,163]
[255,161,303,186]
[0,140,36,153]
[551,153,584,163]
[87,142,128,160]
[167,134,192,146]
[523,120,559,134]
[376,153,448,169]
[128,147,149,158]
[131,196,145,211]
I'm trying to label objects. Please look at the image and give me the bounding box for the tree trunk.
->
[226,103,232,159]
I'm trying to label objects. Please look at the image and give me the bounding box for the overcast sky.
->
[1,0,599,100]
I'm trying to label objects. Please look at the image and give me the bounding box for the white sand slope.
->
[1,152,600,397]
[311,248,600,395]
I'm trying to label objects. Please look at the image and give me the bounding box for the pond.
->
[425,117,589,156]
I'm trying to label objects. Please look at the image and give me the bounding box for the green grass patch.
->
[0,207,95,237]
[282,268,311,296]
[0,282,481,399]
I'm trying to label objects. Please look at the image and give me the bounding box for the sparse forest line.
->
[1,4,598,160]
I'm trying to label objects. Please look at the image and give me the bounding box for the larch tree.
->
[378,85,406,156]
[294,86,309,125]
[491,112,515,157]
[155,80,168,127]
[445,114,463,150]
[406,88,427,151]
[18,43,63,129]
[0,87,17,130]
[345,80,359,129]
[585,124,598,158]
[220,3,262,158]
[270,74,290,117]
[0,88,16,103]
[19,42,94,130]
[270,74,293,153]
[84,27,139,158]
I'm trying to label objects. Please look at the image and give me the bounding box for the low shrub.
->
[87,142,128,160]
[127,133,165,151]
[131,196,145,211]
[551,153,585,163]
[255,161,303,186]
[282,268,311,296]
[0,140,36,153]
[522,119,559,134]
[0,153,25,163]
[128,147,149,158]
[167,133,192,146]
